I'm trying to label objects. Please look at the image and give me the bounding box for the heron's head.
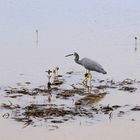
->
[65,52,80,63]
[65,52,78,57]
[73,52,78,57]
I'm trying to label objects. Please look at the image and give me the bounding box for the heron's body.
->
[72,52,107,74]
[77,57,106,74]
[65,52,107,93]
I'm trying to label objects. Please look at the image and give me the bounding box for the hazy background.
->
[0,0,140,85]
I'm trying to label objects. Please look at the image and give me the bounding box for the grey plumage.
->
[65,52,107,74]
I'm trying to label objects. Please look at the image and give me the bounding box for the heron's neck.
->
[74,55,80,64]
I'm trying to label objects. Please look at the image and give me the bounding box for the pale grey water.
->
[1,0,140,86]
[0,42,139,86]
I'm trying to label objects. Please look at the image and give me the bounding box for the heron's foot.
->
[82,79,88,87]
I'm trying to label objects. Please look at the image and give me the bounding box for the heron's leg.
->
[87,71,92,93]
[83,70,88,86]
[88,70,92,93]
[86,69,88,74]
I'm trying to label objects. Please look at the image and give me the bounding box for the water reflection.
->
[75,92,107,106]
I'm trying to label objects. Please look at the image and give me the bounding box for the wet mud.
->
[0,72,140,130]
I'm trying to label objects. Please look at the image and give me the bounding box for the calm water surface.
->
[1,1,140,139]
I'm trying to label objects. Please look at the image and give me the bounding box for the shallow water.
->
[0,44,140,139]
[1,0,140,139]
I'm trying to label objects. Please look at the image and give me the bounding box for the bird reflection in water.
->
[75,92,107,106]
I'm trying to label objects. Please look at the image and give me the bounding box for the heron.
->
[65,52,107,92]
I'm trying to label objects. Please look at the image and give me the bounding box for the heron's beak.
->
[65,53,73,57]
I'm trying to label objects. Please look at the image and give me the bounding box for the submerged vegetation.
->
[0,69,140,130]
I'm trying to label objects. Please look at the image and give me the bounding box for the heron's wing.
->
[80,58,104,71]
